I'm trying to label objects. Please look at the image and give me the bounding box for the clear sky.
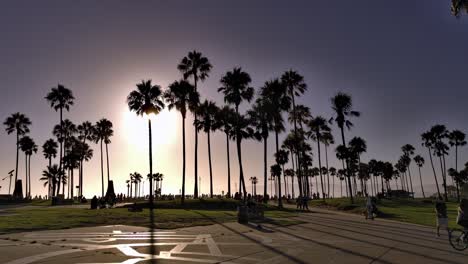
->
[0,1,467,198]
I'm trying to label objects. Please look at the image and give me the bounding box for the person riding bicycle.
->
[456,198,468,230]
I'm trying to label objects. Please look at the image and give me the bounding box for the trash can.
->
[237,205,248,224]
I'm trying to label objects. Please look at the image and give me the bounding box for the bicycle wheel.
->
[449,229,468,251]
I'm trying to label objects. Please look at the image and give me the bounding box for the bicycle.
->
[448,228,468,251]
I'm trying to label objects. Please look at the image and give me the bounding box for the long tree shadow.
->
[278,221,467,263]
[194,211,395,264]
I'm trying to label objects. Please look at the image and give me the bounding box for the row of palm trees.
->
[3,85,114,199]
[125,172,164,198]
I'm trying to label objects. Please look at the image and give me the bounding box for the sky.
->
[0,0,467,198]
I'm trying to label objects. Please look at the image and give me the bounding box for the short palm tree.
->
[248,97,274,202]
[328,167,337,198]
[164,79,199,203]
[194,100,219,198]
[274,149,289,207]
[216,106,236,197]
[4,112,31,197]
[127,80,165,205]
[42,164,64,197]
[45,84,74,173]
[178,51,212,199]
[448,129,466,201]
[413,155,425,198]
[330,92,360,203]
[94,119,114,196]
[307,116,331,200]
[53,119,76,195]
[19,136,37,198]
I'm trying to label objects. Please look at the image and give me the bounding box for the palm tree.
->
[218,68,254,197]
[260,79,290,206]
[19,136,37,198]
[127,80,165,205]
[4,113,31,197]
[42,139,58,168]
[194,100,219,198]
[94,119,114,196]
[421,131,442,199]
[307,116,331,200]
[77,121,95,197]
[329,167,337,198]
[45,84,74,175]
[62,147,80,199]
[75,141,93,197]
[132,172,143,198]
[216,106,236,197]
[413,155,426,198]
[431,125,450,201]
[401,144,415,195]
[330,92,360,203]
[321,131,335,197]
[178,51,212,199]
[164,79,199,203]
[248,98,274,202]
[126,180,130,198]
[349,137,367,194]
[452,0,468,17]
[448,130,466,201]
[42,164,64,197]
[274,149,289,207]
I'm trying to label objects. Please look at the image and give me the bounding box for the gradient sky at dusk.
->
[0,1,467,197]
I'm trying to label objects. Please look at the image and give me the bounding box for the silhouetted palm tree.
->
[321,131,334,197]
[349,137,367,194]
[42,164,64,197]
[4,112,31,197]
[307,116,331,200]
[248,97,274,202]
[421,130,442,199]
[401,144,415,195]
[75,141,93,197]
[132,172,143,198]
[19,136,37,198]
[413,155,425,198]
[216,106,236,197]
[452,0,468,17]
[42,139,58,168]
[178,51,212,198]
[330,92,360,203]
[231,113,254,198]
[275,148,289,204]
[127,80,165,205]
[260,79,290,206]
[53,119,76,196]
[329,167,337,197]
[94,119,113,196]
[63,145,80,198]
[78,121,95,197]
[45,84,74,175]
[219,68,254,196]
[164,79,199,203]
[194,100,219,198]
[448,130,466,201]
[431,125,449,201]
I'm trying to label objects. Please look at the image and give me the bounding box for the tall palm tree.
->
[52,119,76,196]
[448,130,466,201]
[431,125,449,201]
[216,106,236,197]
[94,119,113,196]
[231,113,254,198]
[307,116,331,200]
[164,79,199,203]
[401,144,415,195]
[19,136,37,198]
[349,137,367,194]
[77,121,95,197]
[127,80,165,205]
[42,139,58,168]
[75,141,93,197]
[260,79,290,206]
[218,68,254,197]
[194,100,219,198]
[275,148,289,204]
[248,97,274,202]
[62,147,80,199]
[45,84,74,175]
[413,155,426,198]
[421,131,442,199]
[328,167,337,198]
[4,113,31,197]
[132,172,143,198]
[330,92,360,203]
[321,131,335,197]
[178,51,212,199]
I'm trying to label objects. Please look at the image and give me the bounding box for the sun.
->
[122,107,178,149]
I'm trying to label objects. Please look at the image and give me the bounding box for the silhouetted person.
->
[90,195,98,209]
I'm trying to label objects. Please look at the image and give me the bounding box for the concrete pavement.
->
[0,208,466,263]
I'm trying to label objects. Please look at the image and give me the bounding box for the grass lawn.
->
[309,197,459,229]
[0,200,302,234]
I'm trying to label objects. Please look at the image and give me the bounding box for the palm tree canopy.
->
[260,79,291,133]
[288,104,311,126]
[218,67,254,109]
[194,100,219,133]
[216,105,236,136]
[42,139,58,160]
[42,164,64,184]
[448,130,467,147]
[270,164,282,178]
[452,0,468,17]
[19,136,34,154]
[248,97,275,140]
[45,84,74,112]
[177,50,212,83]
[320,131,335,146]
[127,80,165,116]
[401,144,415,156]
[307,116,331,141]
[275,149,289,166]
[164,80,199,118]
[281,70,307,98]
[4,112,31,135]
[348,137,367,155]
[94,119,113,144]
[230,113,254,142]
[78,121,95,142]
[330,92,360,130]
[413,155,425,167]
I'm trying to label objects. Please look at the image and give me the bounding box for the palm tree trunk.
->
[455,145,460,202]
[325,144,330,198]
[418,166,425,198]
[194,112,199,198]
[263,136,268,203]
[340,128,354,203]
[407,165,414,197]
[275,131,283,208]
[316,137,325,200]
[148,119,154,206]
[236,137,247,197]
[14,132,19,195]
[70,168,74,199]
[106,143,110,182]
[58,108,63,196]
[25,153,28,198]
[207,131,213,198]
[100,139,104,197]
[28,155,31,197]
[427,147,441,198]
[181,117,186,204]
[439,156,448,201]
[226,133,231,198]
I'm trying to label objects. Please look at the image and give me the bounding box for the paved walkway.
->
[0,208,466,263]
